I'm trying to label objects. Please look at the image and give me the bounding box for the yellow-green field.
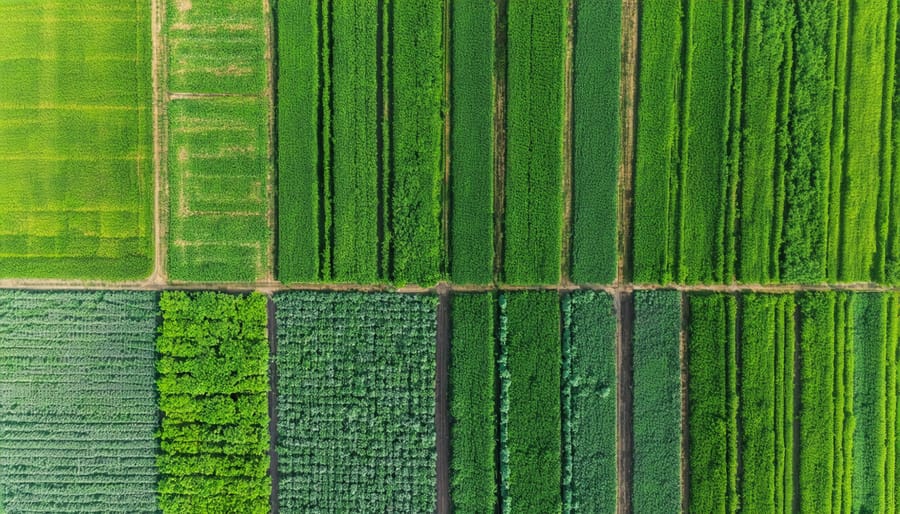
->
[167,97,270,282]
[166,0,268,94]
[0,0,153,279]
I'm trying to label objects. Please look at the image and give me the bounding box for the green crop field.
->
[0,291,158,513]
[503,1,565,285]
[167,98,270,282]
[166,0,268,94]
[275,291,437,512]
[500,291,562,512]
[0,1,153,280]
[449,0,495,285]
[679,291,900,514]
[631,290,682,513]
[633,0,900,285]
[4,1,900,513]
[156,291,270,513]
[563,290,617,512]
[449,293,497,512]
[276,0,444,286]
[570,0,620,284]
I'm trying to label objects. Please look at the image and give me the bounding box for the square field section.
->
[166,0,268,94]
[168,98,270,282]
[0,1,153,279]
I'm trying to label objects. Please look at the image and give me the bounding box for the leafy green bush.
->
[449,293,497,512]
[275,292,437,511]
[156,291,270,514]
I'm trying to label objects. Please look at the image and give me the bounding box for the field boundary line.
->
[441,0,452,278]
[492,0,508,284]
[560,0,575,287]
[150,0,166,285]
[679,291,690,513]
[0,279,896,295]
[263,0,277,282]
[618,0,638,288]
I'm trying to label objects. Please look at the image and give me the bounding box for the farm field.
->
[0,1,153,280]
[166,0,268,94]
[275,291,438,512]
[4,0,900,513]
[156,292,270,513]
[166,98,271,282]
[0,291,159,513]
[633,0,900,285]
[276,0,444,286]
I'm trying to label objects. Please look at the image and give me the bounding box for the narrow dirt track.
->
[616,291,634,514]
[435,286,451,513]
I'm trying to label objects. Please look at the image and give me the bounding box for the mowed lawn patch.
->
[0,0,153,279]
[167,98,270,282]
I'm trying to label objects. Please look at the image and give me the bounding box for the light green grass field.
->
[167,97,270,282]
[0,0,153,279]
[167,0,268,94]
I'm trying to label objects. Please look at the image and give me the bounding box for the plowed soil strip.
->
[617,291,634,514]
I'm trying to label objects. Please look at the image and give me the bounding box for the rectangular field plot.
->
[0,291,158,513]
[166,0,268,94]
[0,1,153,279]
[633,0,900,285]
[156,292,270,513]
[167,97,270,282]
[275,292,437,512]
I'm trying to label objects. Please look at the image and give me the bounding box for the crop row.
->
[634,0,900,284]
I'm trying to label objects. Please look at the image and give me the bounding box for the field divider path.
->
[560,0,575,287]
[263,0,277,282]
[150,0,166,286]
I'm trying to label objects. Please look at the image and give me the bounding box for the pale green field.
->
[167,0,268,94]
[0,0,153,279]
[167,97,270,282]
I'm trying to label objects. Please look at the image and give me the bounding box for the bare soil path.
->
[618,0,639,288]
[616,291,634,514]
[150,0,167,286]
